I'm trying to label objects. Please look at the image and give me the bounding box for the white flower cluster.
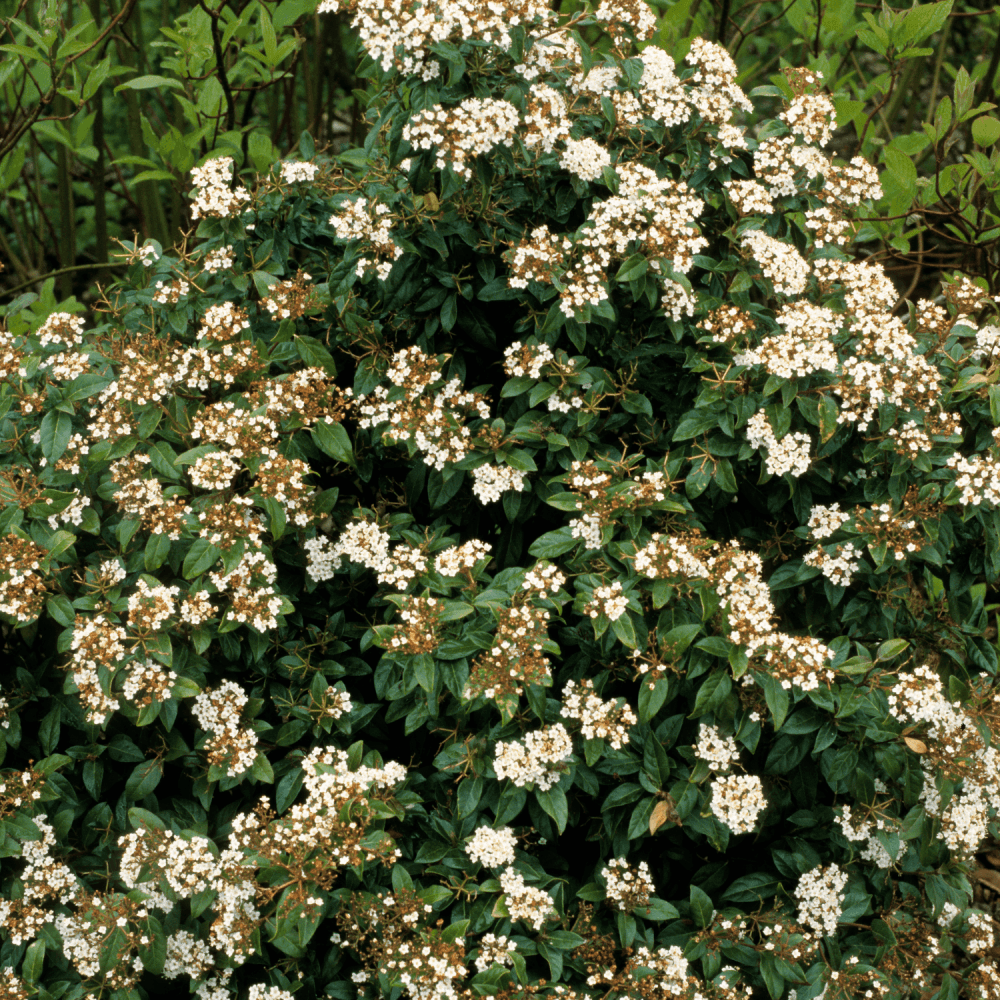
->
[328,196,404,281]
[434,539,492,576]
[122,659,178,705]
[465,824,518,868]
[304,515,422,588]
[45,492,91,531]
[36,311,85,349]
[198,301,250,343]
[708,773,767,834]
[521,82,573,152]
[633,532,710,579]
[922,768,998,857]
[740,230,809,296]
[886,420,933,455]
[248,986,294,1000]
[803,541,863,587]
[402,97,521,181]
[67,614,127,724]
[119,824,260,968]
[794,863,848,939]
[586,580,629,620]
[189,450,242,491]
[888,664,964,737]
[617,47,690,130]
[627,945,690,994]
[53,895,149,989]
[472,463,527,503]
[522,561,566,598]
[745,411,812,478]
[601,857,655,911]
[503,340,555,378]
[191,680,259,777]
[153,278,189,305]
[725,179,775,216]
[493,723,573,790]
[189,157,250,219]
[473,932,515,973]
[735,301,841,379]
[660,279,699,321]
[137,243,159,266]
[319,0,550,81]
[560,678,637,749]
[835,805,900,869]
[559,136,612,183]
[782,93,835,146]
[202,246,234,273]
[280,161,319,184]
[945,451,1000,507]
[357,346,491,469]
[966,910,995,955]
[969,323,1000,363]
[569,510,603,549]
[807,503,851,539]
[499,866,557,930]
[694,724,741,772]
[593,0,657,41]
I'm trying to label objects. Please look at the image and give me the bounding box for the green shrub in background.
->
[0,0,362,301]
[4,4,1000,1000]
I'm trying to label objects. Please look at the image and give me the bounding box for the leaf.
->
[296,335,337,375]
[615,253,648,283]
[637,677,670,723]
[182,538,221,579]
[638,897,679,921]
[690,670,732,718]
[46,594,75,627]
[649,800,670,834]
[125,759,163,800]
[115,74,187,92]
[260,3,278,63]
[22,940,45,983]
[252,754,275,783]
[313,420,354,466]
[128,807,167,831]
[972,116,1000,146]
[528,527,578,558]
[672,409,718,441]
[818,394,839,444]
[877,638,909,661]
[898,0,953,46]
[904,737,928,754]
[721,872,783,903]
[758,672,791,730]
[535,786,568,834]
[611,613,637,649]
[39,408,73,463]
[689,885,713,929]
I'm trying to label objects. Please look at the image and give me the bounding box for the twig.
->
[0,262,125,302]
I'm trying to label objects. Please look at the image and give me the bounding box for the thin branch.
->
[197,0,237,133]
[1,262,126,302]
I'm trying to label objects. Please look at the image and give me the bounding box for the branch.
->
[197,0,237,134]
[0,0,140,161]
[0,261,126,302]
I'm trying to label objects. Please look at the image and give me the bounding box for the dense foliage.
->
[4,4,1000,1000]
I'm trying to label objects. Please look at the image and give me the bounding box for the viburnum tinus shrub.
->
[5,2,1000,1000]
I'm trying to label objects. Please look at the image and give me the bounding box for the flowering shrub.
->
[3,3,1000,1000]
